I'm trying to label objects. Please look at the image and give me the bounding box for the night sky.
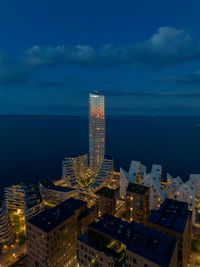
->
[1,0,200,115]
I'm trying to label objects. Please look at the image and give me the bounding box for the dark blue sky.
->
[1,0,200,115]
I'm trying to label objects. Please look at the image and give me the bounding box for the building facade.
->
[0,201,14,252]
[27,205,77,267]
[4,184,44,235]
[95,187,118,217]
[39,179,78,206]
[125,182,150,224]
[89,93,105,172]
[62,154,88,188]
[91,155,113,191]
[77,214,178,267]
[26,198,95,267]
[148,198,192,267]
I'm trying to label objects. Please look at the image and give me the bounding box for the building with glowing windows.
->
[39,178,79,206]
[125,183,150,225]
[148,198,192,267]
[0,201,14,252]
[62,154,89,188]
[77,214,178,267]
[89,93,105,172]
[26,198,95,267]
[4,183,45,235]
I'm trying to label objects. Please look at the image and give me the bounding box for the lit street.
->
[0,243,26,267]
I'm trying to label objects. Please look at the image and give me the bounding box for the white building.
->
[120,160,200,224]
[165,174,184,198]
[120,160,146,197]
[141,165,166,210]
[120,161,166,209]
[172,180,196,224]
[190,174,200,195]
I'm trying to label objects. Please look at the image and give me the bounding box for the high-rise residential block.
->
[148,198,192,267]
[62,154,88,188]
[89,93,105,172]
[125,182,150,224]
[91,155,113,191]
[0,201,14,252]
[4,184,44,235]
[26,198,95,267]
[77,214,178,267]
[95,187,119,217]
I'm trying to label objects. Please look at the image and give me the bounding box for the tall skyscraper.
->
[89,93,105,172]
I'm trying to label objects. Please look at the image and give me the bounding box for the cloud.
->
[25,45,96,67]
[154,71,200,85]
[97,27,199,66]
[1,26,200,87]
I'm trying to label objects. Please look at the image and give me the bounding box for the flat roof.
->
[148,198,191,234]
[40,179,75,192]
[90,92,103,97]
[104,155,113,160]
[27,198,86,232]
[95,187,116,199]
[80,214,177,267]
[127,182,149,195]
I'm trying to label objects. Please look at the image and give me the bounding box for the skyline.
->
[1,1,200,115]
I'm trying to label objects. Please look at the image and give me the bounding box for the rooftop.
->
[90,92,103,97]
[27,198,86,232]
[95,187,116,199]
[148,198,192,233]
[63,154,87,160]
[40,178,75,192]
[127,182,149,195]
[80,214,177,267]
[104,155,113,160]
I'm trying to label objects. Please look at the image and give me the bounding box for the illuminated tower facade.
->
[89,93,105,172]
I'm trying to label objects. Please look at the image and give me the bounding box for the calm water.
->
[0,116,200,198]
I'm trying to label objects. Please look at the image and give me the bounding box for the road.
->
[0,243,27,267]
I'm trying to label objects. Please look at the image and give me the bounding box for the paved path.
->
[0,243,27,267]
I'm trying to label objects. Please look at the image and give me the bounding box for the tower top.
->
[89,92,103,97]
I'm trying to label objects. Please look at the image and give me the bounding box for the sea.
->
[0,115,200,199]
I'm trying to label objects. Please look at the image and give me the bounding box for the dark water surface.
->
[0,116,200,197]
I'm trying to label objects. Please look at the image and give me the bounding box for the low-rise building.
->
[77,214,178,267]
[148,198,192,267]
[125,182,150,224]
[39,178,78,206]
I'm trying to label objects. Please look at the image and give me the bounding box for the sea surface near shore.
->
[0,115,200,198]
